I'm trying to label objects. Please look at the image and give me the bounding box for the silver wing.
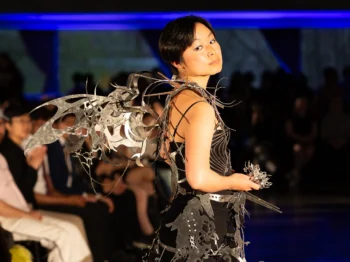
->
[25,75,160,168]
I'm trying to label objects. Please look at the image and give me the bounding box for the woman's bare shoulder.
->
[172,94,215,124]
[171,89,209,110]
[167,89,215,140]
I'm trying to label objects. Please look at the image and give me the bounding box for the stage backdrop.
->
[1,29,350,94]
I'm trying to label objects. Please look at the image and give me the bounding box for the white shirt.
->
[34,154,49,195]
[59,137,73,188]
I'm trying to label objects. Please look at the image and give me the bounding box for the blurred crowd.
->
[221,67,350,195]
[0,51,349,261]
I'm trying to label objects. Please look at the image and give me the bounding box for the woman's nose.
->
[207,45,215,56]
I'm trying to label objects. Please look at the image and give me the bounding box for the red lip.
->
[209,59,220,65]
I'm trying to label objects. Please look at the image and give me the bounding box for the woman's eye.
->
[194,45,203,51]
[210,39,217,44]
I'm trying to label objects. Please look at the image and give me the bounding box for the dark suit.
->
[41,140,116,261]
[46,140,84,195]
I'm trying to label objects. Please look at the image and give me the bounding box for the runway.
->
[244,192,350,262]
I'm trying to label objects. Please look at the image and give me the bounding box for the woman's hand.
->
[26,210,43,220]
[229,173,260,191]
[67,195,87,207]
[99,196,115,213]
[26,145,47,170]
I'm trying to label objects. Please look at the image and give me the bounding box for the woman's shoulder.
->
[172,90,213,116]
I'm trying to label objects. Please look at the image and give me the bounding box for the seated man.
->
[0,108,91,262]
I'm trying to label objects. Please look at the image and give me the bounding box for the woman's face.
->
[6,114,32,142]
[174,23,222,79]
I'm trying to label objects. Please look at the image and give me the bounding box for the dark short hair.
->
[30,106,55,121]
[159,15,216,75]
[3,102,29,120]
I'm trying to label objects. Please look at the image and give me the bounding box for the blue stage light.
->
[1,11,350,30]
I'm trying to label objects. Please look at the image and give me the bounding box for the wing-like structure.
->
[25,73,160,169]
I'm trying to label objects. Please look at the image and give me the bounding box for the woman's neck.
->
[177,75,209,89]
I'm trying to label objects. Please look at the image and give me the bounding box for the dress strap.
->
[172,100,207,139]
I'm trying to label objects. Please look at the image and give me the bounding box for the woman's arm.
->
[34,193,86,207]
[0,200,40,219]
[184,101,259,192]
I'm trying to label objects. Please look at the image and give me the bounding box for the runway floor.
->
[244,192,350,262]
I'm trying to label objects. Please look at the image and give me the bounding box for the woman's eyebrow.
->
[194,32,213,41]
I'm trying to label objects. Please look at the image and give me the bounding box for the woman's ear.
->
[171,61,183,71]
[4,122,11,132]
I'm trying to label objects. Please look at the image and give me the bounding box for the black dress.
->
[144,96,248,262]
